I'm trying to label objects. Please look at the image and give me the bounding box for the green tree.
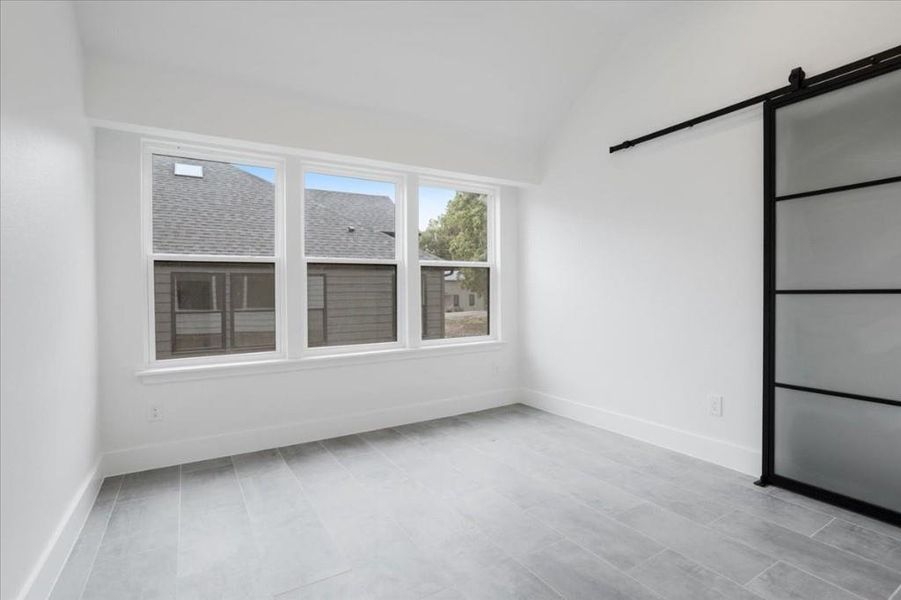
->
[420,192,488,296]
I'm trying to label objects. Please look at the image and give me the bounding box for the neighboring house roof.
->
[304,189,396,260]
[153,155,439,260]
[153,155,275,255]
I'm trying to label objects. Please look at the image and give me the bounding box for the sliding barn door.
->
[762,66,901,523]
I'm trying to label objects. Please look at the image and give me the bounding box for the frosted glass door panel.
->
[774,388,901,512]
[776,183,901,289]
[775,69,901,196]
[776,294,901,400]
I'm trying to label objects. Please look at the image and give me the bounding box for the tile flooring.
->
[51,404,901,599]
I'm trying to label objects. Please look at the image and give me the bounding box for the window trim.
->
[142,141,287,368]
[418,177,498,346]
[300,163,408,356]
[138,138,501,376]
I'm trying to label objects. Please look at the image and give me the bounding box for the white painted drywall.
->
[74,2,672,186]
[518,1,901,474]
[0,2,100,599]
[74,1,646,162]
[94,127,520,474]
[83,56,539,185]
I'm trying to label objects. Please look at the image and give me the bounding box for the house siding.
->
[307,264,397,347]
[421,267,446,339]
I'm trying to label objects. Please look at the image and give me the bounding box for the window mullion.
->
[285,156,305,359]
[405,174,422,348]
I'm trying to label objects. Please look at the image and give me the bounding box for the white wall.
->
[518,1,901,474]
[95,128,520,474]
[84,57,538,186]
[0,2,100,599]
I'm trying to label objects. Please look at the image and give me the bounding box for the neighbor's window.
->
[151,153,278,359]
[304,172,399,348]
[419,185,490,340]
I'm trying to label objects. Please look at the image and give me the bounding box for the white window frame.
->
[141,141,287,368]
[300,162,407,356]
[137,136,502,379]
[418,177,499,347]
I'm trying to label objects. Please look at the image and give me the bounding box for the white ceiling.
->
[74,1,661,151]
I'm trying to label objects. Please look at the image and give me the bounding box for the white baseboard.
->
[521,388,760,476]
[101,388,519,476]
[17,459,103,600]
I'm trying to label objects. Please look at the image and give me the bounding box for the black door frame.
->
[757,60,901,526]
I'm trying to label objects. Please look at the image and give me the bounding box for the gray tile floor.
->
[52,404,901,600]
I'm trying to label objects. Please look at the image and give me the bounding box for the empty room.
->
[2,1,900,599]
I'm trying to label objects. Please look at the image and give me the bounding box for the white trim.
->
[300,164,407,354]
[136,340,506,383]
[14,459,102,600]
[135,131,507,375]
[521,388,761,476]
[304,257,399,266]
[419,260,490,268]
[418,181,499,344]
[141,140,288,370]
[90,118,535,189]
[100,388,519,476]
[151,254,277,263]
[302,339,405,357]
[405,175,423,349]
[420,175,498,196]
[420,334,497,348]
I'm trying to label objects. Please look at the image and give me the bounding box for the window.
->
[155,262,276,357]
[143,141,498,371]
[149,151,280,360]
[304,171,400,348]
[419,184,492,341]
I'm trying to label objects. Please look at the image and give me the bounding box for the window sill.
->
[136,340,505,384]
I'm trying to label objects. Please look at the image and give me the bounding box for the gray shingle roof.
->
[153,155,275,255]
[153,156,439,259]
[304,189,396,259]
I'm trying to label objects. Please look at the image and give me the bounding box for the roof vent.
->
[347,226,355,233]
[174,163,203,178]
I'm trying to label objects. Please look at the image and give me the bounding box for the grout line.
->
[74,475,123,600]
[464,412,782,589]
[808,516,835,538]
[312,437,452,589]
[363,416,566,599]
[624,547,668,574]
[744,559,781,587]
[708,508,895,600]
[272,445,353,591]
[890,582,901,600]
[231,452,275,597]
[764,488,901,544]
[387,411,672,599]
[426,410,760,592]
[760,560,872,600]
[523,525,667,600]
[810,526,901,577]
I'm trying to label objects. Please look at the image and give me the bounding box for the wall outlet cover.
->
[708,395,724,417]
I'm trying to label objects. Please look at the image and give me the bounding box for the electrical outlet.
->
[148,404,163,421]
[708,395,724,417]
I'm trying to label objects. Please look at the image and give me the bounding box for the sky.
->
[237,164,455,230]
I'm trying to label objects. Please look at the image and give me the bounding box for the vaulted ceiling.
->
[74,1,666,155]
